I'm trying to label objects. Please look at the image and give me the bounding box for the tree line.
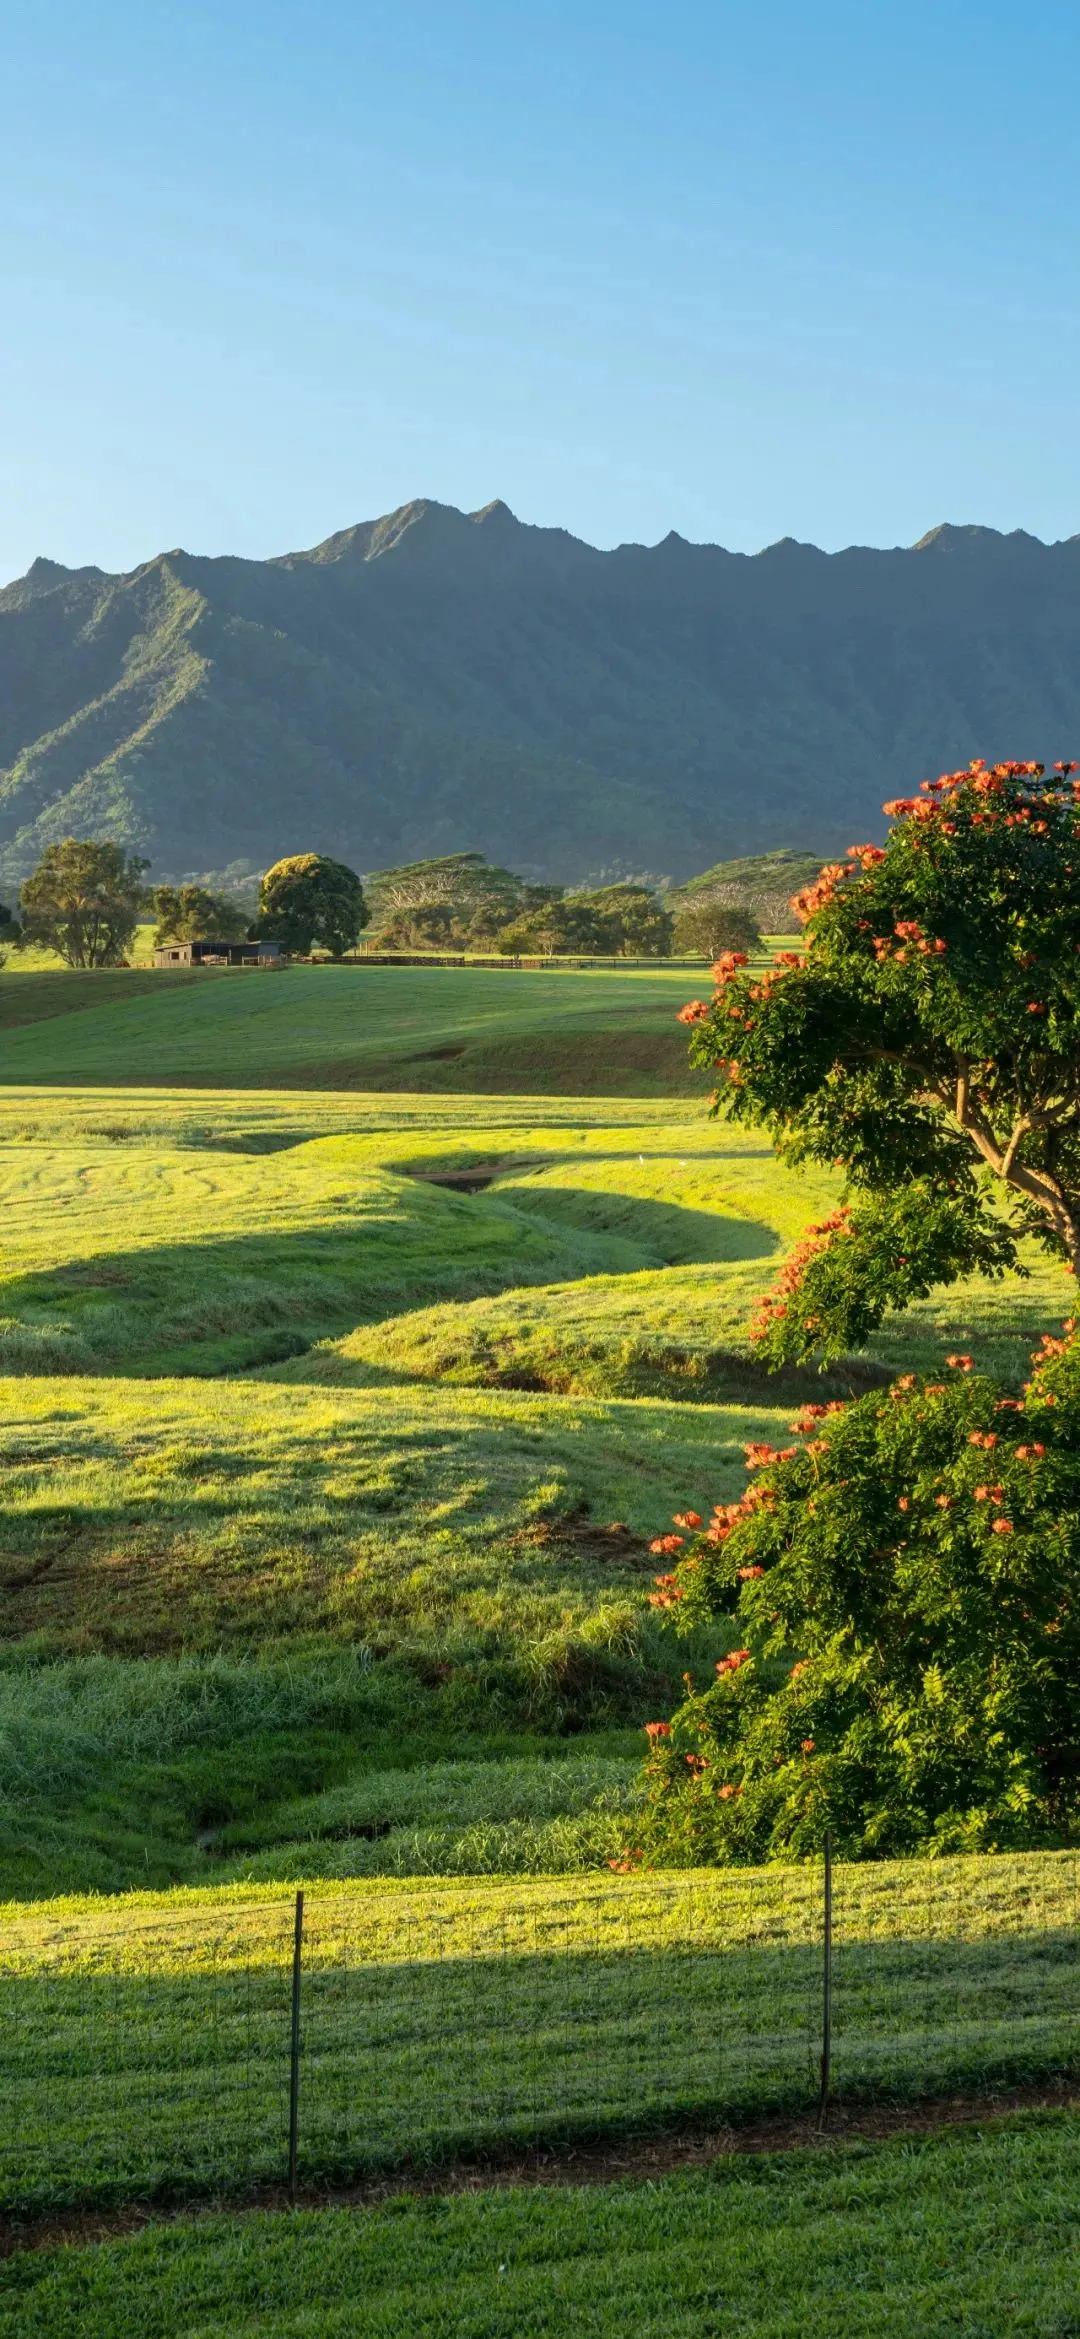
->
[0,839,770,968]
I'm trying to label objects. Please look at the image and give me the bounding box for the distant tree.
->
[20,839,148,968]
[495,895,603,954]
[496,885,672,956]
[0,899,20,967]
[376,904,457,951]
[151,885,249,947]
[587,885,675,956]
[365,853,528,944]
[256,854,368,958]
[464,883,561,946]
[674,902,762,960]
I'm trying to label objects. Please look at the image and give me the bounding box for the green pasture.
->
[1,1853,1078,2210]
[0,968,1078,2312]
[0,1362,774,1896]
[6,2117,1080,2338]
[0,962,712,1094]
[0,1068,1071,1901]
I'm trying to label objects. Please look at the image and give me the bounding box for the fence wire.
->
[1,1852,1077,2213]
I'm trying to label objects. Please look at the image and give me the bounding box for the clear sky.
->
[3,0,1079,580]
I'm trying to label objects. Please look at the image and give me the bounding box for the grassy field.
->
[0,962,714,1093]
[1,1853,1078,2211]
[0,1065,1070,1901]
[0,963,1077,2315]
[6,2117,1080,2337]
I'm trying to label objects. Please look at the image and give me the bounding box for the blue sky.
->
[3,0,1078,577]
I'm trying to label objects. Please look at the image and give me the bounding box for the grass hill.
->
[4,505,1080,885]
[0,961,711,1093]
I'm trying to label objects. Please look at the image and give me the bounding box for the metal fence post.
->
[817,1833,832,2130]
[288,1890,304,2200]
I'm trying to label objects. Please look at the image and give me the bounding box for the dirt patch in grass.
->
[6,2080,1079,2260]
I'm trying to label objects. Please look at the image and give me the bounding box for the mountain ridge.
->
[3,501,1080,885]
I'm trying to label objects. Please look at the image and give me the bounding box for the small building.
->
[153,939,282,967]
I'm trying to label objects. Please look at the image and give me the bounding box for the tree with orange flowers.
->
[640,1332,1080,1860]
[683,760,1080,1363]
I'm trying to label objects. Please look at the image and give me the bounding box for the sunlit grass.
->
[1,1855,1078,2211]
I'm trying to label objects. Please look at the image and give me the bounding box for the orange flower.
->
[644,1721,671,1740]
[673,1510,703,1530]
[677,1000,710,1025]
[945,1354,974,1371]
[991,1518,1014,1535]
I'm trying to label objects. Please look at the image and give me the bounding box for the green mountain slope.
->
[3,502,1080,883]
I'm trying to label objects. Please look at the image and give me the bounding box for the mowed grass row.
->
[0,1133,651,1378]
[7,2119,1080,2339]
[1,1854,1078,2207]
[0,963,714,1094]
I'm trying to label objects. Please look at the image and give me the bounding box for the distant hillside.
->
[3,502,1080,885]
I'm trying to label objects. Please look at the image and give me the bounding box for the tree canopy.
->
[497,884,673,957]
[256,855,367,958]
[681,760,1080,1363]
[151,886,249,947]
[673,901,761,960]
[19,839,148,968]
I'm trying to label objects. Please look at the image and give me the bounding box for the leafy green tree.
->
[495,895,604,954]
[639,1332,1080,1859]
[680,760,1080,1363]
[673,901,761,959]
[587,884,674,956]
[256,854,368,958]
[151,886,249,947]
[365,853,531,944]
[376,906,452,950]
[0,899,19,966]
[19,839,148,968]
[496,884,672,956]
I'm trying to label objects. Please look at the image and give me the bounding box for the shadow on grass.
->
[2,1918,1078,2213]
[0,1177,792,1374]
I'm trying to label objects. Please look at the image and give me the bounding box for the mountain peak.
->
[470,499,520,528]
